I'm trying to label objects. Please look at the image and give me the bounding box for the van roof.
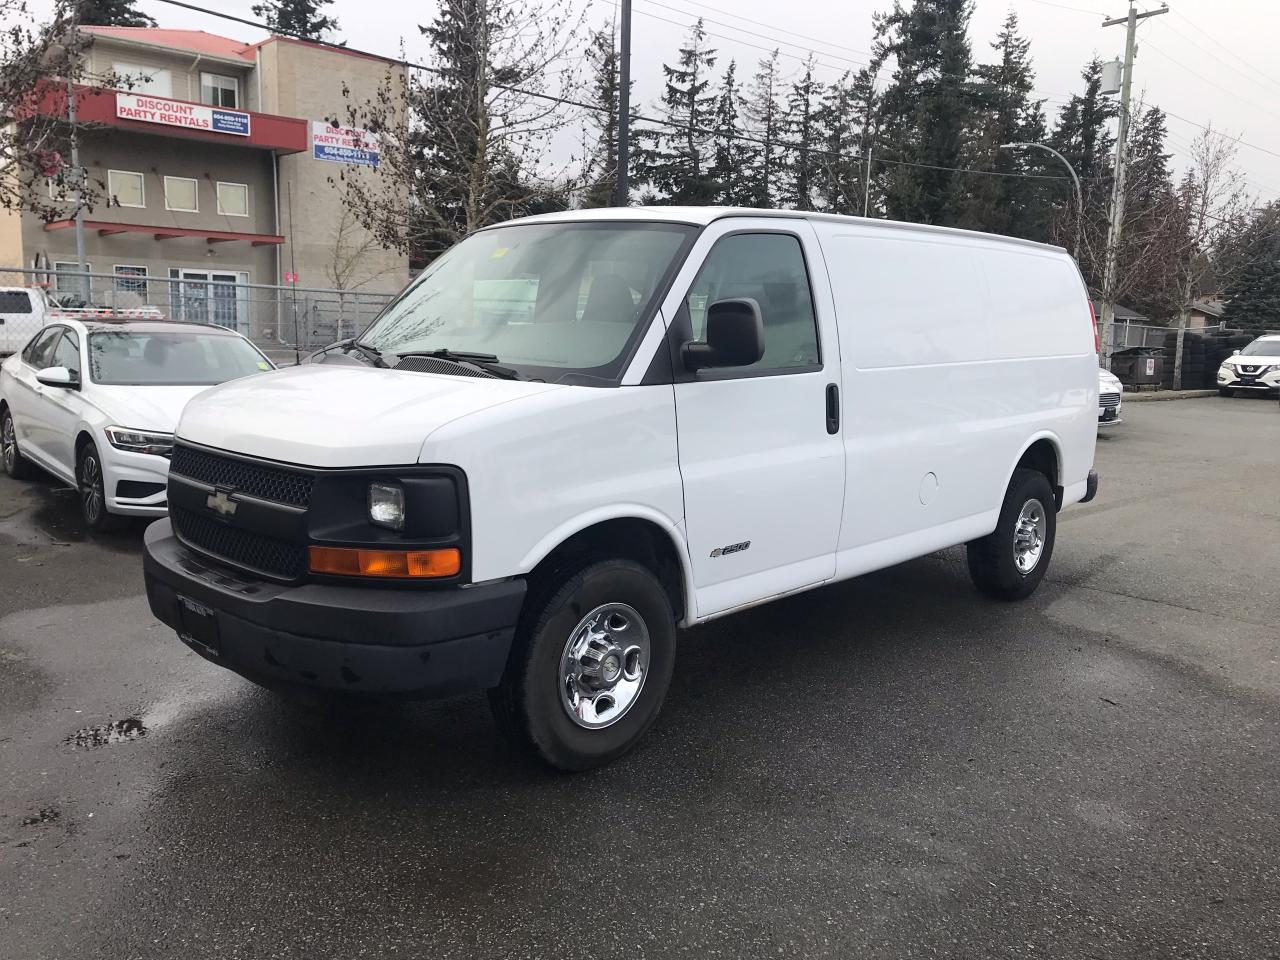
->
[500,206,1068,255]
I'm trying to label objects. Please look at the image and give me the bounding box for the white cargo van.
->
[143,208,1099,770]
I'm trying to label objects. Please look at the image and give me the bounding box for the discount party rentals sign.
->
[311,121,380,167]
[115,93,251,137]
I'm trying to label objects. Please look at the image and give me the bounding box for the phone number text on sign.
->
[311,121,380,167]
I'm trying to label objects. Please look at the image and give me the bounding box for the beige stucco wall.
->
[86,36,258,111]
[258,39,408,297]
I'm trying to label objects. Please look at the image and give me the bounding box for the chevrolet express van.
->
[143,208,1100,770]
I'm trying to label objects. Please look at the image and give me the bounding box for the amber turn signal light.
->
[308,546,461,578]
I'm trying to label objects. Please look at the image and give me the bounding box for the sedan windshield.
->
[360,222,695,383]
[1239,338,1280,357]
[88,330,271,385]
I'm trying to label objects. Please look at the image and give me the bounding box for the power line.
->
[1161,109,1280,164]
[1141,39,1280,126]
[1019,0,1106,15]
[626,3,861,78]
[1170,9,1280,96]
[145,0,1077,188]
[643,0,874,62]
[1154,18,1280,99]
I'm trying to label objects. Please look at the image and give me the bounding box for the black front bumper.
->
[143,519,525,697]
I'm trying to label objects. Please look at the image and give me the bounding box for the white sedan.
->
[0,319,273,532]
[1098,367,1123,426]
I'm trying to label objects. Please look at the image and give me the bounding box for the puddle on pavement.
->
[63,697,184,749]
[20,806,60,826]
[65,715,147,748]
[0,476,146,552]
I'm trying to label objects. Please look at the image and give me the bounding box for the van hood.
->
[176,364,563,467]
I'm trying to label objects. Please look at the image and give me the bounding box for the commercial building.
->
[1,26,407,340]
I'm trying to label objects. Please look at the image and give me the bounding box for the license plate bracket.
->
[177,595,221,657]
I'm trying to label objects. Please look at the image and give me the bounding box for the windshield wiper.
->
[329,337,390,368]
[395,348,521,380]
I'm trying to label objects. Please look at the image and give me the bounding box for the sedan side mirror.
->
[682,298,765,371]
[1232,349,1241,356]
[36,366,78,389]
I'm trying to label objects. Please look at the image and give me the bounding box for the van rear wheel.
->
[966,468,1056,601]
[489,559,676,772]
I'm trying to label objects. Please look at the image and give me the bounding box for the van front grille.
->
[171,506,307,580]
[170,443,314,508]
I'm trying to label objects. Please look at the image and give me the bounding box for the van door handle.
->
[825,383,840,434]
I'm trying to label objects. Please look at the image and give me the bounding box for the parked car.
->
[0,319,274,531]
[1217,335,1280,397]
[0,285,164,356]
[143,208,1100,770]
[1098,367,1123,425]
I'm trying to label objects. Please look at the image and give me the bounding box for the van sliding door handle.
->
[825,383,840,434]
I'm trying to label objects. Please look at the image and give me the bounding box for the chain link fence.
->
[0,266,395,362]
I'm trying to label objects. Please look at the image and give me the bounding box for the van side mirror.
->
[36,366,78,389]
[682,298,765,371]
[1232,349,1240,356]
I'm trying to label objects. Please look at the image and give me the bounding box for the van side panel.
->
[811,223,1096,575]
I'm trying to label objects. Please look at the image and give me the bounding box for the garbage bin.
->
[1110,346,1165,388]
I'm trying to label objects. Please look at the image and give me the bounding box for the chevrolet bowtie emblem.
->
[207,490,238,517]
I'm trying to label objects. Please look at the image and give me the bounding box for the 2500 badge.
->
[710,540,751,558]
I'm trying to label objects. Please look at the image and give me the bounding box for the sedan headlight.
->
[104,426,174,458]
[368,482,405,531]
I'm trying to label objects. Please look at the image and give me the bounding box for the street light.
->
[999,142,1083,262]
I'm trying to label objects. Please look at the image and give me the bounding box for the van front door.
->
[663,220,845,618]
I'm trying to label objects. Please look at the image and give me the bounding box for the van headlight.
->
[368,482,405,530]
[105,426,174,458]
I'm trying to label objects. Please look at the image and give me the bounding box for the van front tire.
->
[490,559,676,772]
[966,468,1056,601]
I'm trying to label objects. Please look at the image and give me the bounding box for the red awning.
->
[44,219,284,246]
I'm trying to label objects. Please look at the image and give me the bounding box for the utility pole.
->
[1098,1,1167,367]
[66,18,88,304]
[613,0,632,207]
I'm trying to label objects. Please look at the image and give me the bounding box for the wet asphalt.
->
[1,397,1278,960]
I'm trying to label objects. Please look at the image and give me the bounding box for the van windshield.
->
[360,222,695,383]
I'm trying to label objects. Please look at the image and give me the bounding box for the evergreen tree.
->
[581,26,632,208]
[959,11,1049,239]
[873,0,976,225]
[1048,57,1116,193]
[635,19,719,204]
[812,74,863,215]
[781,58,822,210]
[1222,215,1280,334]
[1126,106,1173,208]
[708,60,751,206]
[740,50,785,208]
[76,0,155,27]
[251,0,339,40]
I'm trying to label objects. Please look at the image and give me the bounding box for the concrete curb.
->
[1124,389,1218,402]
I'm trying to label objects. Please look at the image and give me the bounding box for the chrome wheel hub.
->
[560,602,649,729]
[1,416,14,471]
[81,454,103,522]
[1013,498,1047,574]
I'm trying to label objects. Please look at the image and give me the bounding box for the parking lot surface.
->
[1,397,1277,960]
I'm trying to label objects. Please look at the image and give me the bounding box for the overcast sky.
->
[75,0,1280,201]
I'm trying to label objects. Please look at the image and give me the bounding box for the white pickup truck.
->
[0,285,163,356]
[142,207,1100,771]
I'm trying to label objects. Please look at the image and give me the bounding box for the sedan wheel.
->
[78,442,122,533]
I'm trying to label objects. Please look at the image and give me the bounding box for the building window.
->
[114,265,149,302]
[216,181,249,217]
[107,169,145,208]
[164,176,198,213]
[200,72,239,109]
[53,261,89,297]
[112,62,173,98]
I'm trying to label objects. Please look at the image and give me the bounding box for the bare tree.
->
[324,204,400,290]
[335,0,582,262]
[0,1,101,222]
